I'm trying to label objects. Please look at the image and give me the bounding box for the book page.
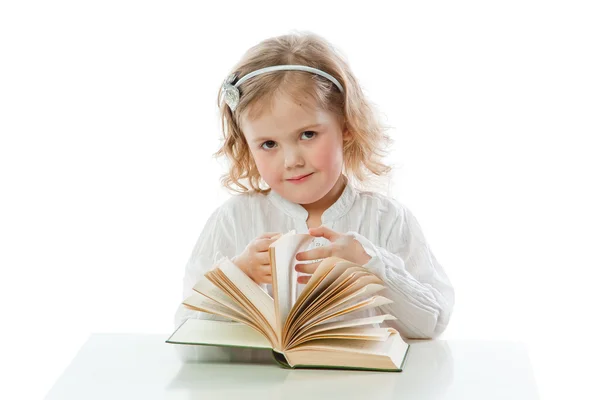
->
[167,319,273,349]
[269,231,315,334]
[295,314,397,340]
[193,275,253,320]
[289,269,374,334]
[292,280,385,338]
[325,274,379,305]
[284,259,354,339]
[309,280,385,319]
[207,268,280,348]
[183,292,261,332]
[312,268,372,304]
[289,327,393,348]
[287,332,401,355]
[301,295,394,331]
[285,266,365,343]
[288,262,358,325]
[296,256,350,298]
[284,331,409,371]
[206,270,270,330]
[216,257,277,331]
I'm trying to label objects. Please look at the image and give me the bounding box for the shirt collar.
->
[267,174,357,223]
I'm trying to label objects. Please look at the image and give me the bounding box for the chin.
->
[293,193,325,206]
[289,184,333,205]
[269,172,338,203]
[268,183,318,205]
[273,185,316,203]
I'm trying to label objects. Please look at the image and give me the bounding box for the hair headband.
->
[221,65,344,112]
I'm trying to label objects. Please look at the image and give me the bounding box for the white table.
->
[45,334,539,399]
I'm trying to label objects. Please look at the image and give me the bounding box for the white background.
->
[1,1,599,399]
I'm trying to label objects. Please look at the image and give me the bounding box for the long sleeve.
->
[347,205,455,340]
[173,205,241,362]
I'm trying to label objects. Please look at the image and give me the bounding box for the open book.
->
[167,230,410,372]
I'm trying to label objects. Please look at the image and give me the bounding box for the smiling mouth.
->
[287,173,313,181]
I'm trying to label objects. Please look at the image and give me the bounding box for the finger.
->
[254,237,281,252]
[296,246,331,261]
[255,252,270,265]
[257,264,272,275]
[297,275,311,285]
[270,233,283,243]
[308,226,341,241]
[252,273,272,285]
[295,261,321,274]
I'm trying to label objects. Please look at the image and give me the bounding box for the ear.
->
[342,128,351,141]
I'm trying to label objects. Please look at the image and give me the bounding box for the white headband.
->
[221,65,344,112]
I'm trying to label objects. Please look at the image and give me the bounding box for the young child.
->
[174,32,454,362]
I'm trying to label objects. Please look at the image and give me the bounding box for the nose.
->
[284,147,305,169]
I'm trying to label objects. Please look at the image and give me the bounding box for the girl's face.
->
[240,92,348,206]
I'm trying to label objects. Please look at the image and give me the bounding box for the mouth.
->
[286,172,314,182]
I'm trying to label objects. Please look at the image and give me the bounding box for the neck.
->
[300,174,346,216]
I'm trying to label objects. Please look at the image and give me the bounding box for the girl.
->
[174,31,454,362]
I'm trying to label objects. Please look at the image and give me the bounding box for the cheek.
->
[311,137,343,168]
[252,152,277,178]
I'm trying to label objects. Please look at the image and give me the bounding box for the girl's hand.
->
[232,232,282,285]
[294,226,372,284]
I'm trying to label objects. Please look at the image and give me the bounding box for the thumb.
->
[308,226,322,235]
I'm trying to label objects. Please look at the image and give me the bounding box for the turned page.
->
[192,275,253,320]
[185,275,275,344]
[286,265,383,342]
[211,257,280,344]
[288,314,397,347]
[269,231,315,333]
[283,258,357,344]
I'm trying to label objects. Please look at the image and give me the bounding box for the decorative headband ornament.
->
[221,65,344,112]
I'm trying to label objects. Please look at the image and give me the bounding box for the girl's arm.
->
[347,206,455,340]
[173,205,239,361]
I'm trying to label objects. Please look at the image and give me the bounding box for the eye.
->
[301,131,317,140]
[259,131,318,151]
[260,140,277,150]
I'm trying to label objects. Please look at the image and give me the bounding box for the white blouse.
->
[173,176,455,362]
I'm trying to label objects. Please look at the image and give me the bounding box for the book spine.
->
[399,343,411,371]
[271,350,292,369]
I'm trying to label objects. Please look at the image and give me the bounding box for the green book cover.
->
[167,319,409,372]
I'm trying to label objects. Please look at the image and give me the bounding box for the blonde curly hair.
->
[214,31,394,195]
